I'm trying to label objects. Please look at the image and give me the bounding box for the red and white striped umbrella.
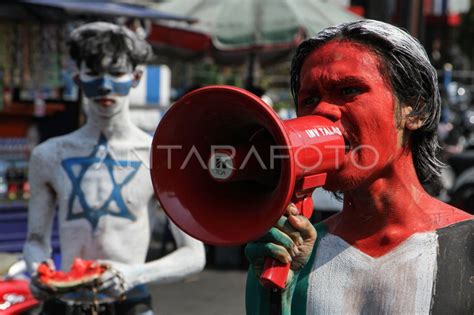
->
[148,0,361,66]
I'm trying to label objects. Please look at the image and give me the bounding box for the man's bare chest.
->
[53,137,152,229]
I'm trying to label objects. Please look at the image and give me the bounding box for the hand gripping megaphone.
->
[150,86,344,289]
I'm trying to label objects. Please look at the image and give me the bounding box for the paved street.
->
[150,269,247,315]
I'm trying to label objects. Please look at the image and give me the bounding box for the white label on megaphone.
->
[208,152,234,181]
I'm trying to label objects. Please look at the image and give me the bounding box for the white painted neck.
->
[84,99,136,141]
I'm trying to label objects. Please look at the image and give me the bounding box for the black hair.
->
[290,19,443,185]
[68,22,153,72]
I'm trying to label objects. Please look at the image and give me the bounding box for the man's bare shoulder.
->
[31,130,89,157]
[323,196,472,231]
[427,199,473,229]
[131,125,153,144]
[28,132,86,182]
[31,128,112,169]
[121,126,153,152]
[30,135,68,162]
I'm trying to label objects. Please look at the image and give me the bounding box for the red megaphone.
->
[150,85,344,289]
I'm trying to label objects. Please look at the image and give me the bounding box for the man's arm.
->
[99,199,206,294]
[245,204,317,315]
[140,198,206,283]
[23,146,57,275]
[136,219,206,284]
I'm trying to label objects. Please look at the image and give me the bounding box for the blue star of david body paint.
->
[81,76,134,98]
[61,134,140,230]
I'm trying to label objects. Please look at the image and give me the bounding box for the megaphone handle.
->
[260,258,291,289]
[259,196,313,289]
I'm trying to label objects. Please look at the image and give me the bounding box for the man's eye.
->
[341,87,361,96]
[301,96,321,107]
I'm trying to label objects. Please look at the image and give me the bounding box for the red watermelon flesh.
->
[37,258,108,291]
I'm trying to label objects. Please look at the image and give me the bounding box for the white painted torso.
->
[34,126,154,270]
[306,232,438,314]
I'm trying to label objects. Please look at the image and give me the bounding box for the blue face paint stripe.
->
[81,77,134,98]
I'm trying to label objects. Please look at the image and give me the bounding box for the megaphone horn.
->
[151,85,344,289]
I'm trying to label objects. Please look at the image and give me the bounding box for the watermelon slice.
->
[35,258,108,293]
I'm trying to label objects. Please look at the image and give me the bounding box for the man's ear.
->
[402,105,424,131]
[131,70,143,88]
[73,73,82,87]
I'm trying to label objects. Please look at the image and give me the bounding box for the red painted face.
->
[297,40,403,191]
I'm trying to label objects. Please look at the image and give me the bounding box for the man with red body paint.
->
[246,20,473,314]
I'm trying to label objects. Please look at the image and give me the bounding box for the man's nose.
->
[312,101,342,122]
[97,77,113,95]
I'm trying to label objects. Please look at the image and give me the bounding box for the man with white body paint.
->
[23,22,205,314]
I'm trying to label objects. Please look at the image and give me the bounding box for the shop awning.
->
[18,0,194,21]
